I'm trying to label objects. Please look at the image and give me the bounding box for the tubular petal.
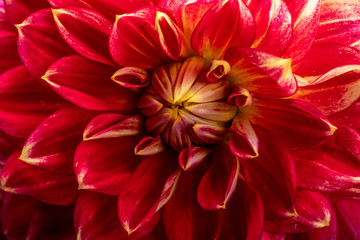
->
[178,145,211,171]
[283,0,321,63]
[17,9,75,78]
[225,47,297,98]
[0,151,78,206]
[197,143,240,210]
[112,67,149,89]
[191,0,255,60]
[74,191,128,240]
[19,108,96,173]
[264,190,332,233]
[118,152,179,237]
[52,7,115,65]
[74,136,143,195]
[134,135,165,156]
[248,0,292,56]
[42,55,139,111]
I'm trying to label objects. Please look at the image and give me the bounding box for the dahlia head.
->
[0,0,360,239]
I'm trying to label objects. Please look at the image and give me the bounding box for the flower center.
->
[138,57,238,151]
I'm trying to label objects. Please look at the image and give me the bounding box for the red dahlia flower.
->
[0,0,360,239]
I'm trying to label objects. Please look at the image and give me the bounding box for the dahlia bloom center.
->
[139,57,237,151]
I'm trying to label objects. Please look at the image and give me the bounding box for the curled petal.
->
[178,145,211,171]
[226,47,297,98]
[191,0,255,60]
[138,93,164,116]
[197,143,239,210]
[43,55,139,111]
[83,114,144,141]
[112,67,149,89]
[206,59,231,82]
[248,0,292,55]
[17,9,74,78]
[52,7,115,65]
[1,151,78,205]
[118,152,179,236]
[134,135,165,156]
[192,123,227,144]
[19,108,96,173]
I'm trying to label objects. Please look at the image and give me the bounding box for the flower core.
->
[139,57,237,151]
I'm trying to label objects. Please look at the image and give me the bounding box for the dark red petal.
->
[248,0,292,55]
[0,31,21,73]
[112,67,150,89]
[163,167,223,240]
[250,99,336,149]
[219,181,263,240]
[242,126,296,219]
[0,151,78,205]
[43,55,139,111]
[333,199,360,239]
[333,126,360,163]
[261,232,285,240]
[4,0,50,24]
[1,193,40,240]
[283,0,321,63]
[315,0,360,50]
[0,65,70,138]
[329,99,360,131]
[197,143,239,210]
[118,152,179,237]
[74,136,143,195]
[134,135,165,156]
[265,190,331,233]
[52,7,115,65]
[225,47,297,98]
[191,0,255,60]
[19,108,95,173]
[178,145,211,171]
[17,9,75,78]
[74,191,128,240]
[109,8,181,69]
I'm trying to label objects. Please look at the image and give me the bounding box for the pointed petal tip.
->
[312,210,331,228]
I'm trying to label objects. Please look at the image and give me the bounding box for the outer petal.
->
[249,99,336,149]
[52,7,115,65]
[0,151,78,205]
[74,191,128,240]
[265,190,331,233]
[163,167,223,240]
[118,152,179,237]
[197,143,239,210]
[315,0,360,50]
[282,0,321,63]
[19,108,96,173]
[191,0,255,60]
[219,181,263,240]
[225,47,297,98]
[329,99,360,131]
[333,199,360,239]
[17,9,75,78]
[4,0,50,24]
[0,65,69,138]
[242,126,296,219]
[42,55,139,111]
[0,31,21,73]
[110,7,186,69]
[247,0,292,55]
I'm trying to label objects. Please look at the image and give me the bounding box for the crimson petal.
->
[0,31,21,73]
[1,151,78,205]
[4,0,50,24]
[333,199,360,239]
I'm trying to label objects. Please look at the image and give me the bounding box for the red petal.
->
[329,99,360,131]
[178,145,211,171]
[118,152,179,236]
[19,108,95,173]
[243,126,296,219]
[283,0,321,63]
[197,143,239,210]
[43,55,139,111]
[250,99,336,149]
[74,136,143,195]
[265,190,331,233]
[4,0,50,24]
[112,67,149,89]
[52,7,115,65]
[17,9,75,78]
[219,181,263,240]
[1,151,78,205]
[315,0,360,49]
[74,191,128,240]
[0,65,69,138]
[163,167,223,240]
[225,47,297,98]
[0,31,21,73]
[248,0,292,55]
[333,199,360,239]
[134,135,165,156]
[109,8,182,69]
[191,0,255,60]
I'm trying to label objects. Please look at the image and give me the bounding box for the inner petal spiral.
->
[138,57,238,151]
